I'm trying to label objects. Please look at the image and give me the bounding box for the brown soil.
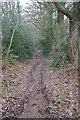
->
[2,53,79,119]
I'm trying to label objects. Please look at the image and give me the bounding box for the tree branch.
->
[54,2,73,20]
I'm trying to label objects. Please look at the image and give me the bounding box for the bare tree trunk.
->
[78,24,80,115]
[68,20,76,63]
[77,1,80,113]
[68,1,80,63]
[6,23,18,60]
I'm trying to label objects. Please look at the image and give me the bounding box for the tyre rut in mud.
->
[20,57,51,118]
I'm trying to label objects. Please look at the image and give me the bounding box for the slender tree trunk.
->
[47,3,53,52]
[6,23,18,60]
[57,10,64,39]
[57,7,65,39]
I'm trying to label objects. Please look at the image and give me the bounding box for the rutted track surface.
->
[2,53,78,119]
[2,54,51,119]
[20,57,51,118]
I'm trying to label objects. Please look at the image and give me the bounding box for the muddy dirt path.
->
[2,53,78,119]
[20,57,51,118]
